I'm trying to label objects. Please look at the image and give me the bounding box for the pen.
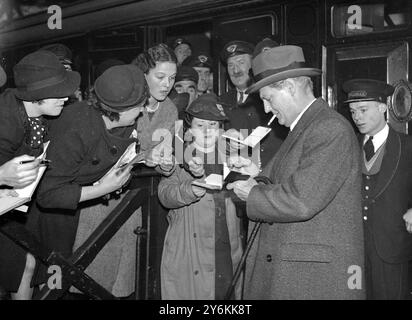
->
[267,114,277,126]
[20,159,52,166]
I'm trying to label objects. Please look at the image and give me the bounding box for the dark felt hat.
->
[253,37,279,58]
[182,53,212,69]
[221,40,254,63]
[173,38,191,50]
[94,64,149,112]
[185,93,228,121]
[94,58,125,80]
[0,65,6,87]
[14,50,80,101]
[246,45,321,94]
[175,65,199,84]
[342,79,394,103]
[40,43,73,65]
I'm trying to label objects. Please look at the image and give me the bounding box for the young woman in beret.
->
[0,50,80,299]
[159,93,258,300]
[26,65,149,294]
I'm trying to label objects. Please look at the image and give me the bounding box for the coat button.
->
[364,206,368,211]
[266,254,272,262]
[363,216,368,221]
[365,186,369,191]
[366,176,370,180]
[365,195,369,199]
[194,270,199,275]
[91,157,100,165]
[110,146,118,155]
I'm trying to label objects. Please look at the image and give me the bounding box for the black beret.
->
[175,65,199,84]
[186,93,228,121]
[221,40,254,63]
[342,79,394,103]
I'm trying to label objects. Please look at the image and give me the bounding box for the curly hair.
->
[132,43,177,74]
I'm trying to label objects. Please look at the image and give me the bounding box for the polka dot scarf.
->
[28,117,46,148]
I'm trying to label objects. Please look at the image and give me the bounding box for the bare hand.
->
[403,208,412,233]
[191,184,206,198]
[0,155,40,188]
[228,156,260,177]
[97,166,132,195]
[226,178,258,201]
[187,157,204,177]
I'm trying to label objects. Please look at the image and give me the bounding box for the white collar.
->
[290,98,316,131]
[364,124,389,151]
[237,89,248,103]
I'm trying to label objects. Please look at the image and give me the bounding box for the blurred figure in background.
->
[173,37,192,66]
[183,53,213,97]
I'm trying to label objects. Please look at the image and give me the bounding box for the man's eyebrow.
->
[174,84,182,88]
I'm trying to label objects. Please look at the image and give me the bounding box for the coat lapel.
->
[272,98,324,178]
[371,127,401,199]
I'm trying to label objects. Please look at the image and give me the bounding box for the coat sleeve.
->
[158,165,200,209]
[247,118,357,223]
[36,123,87,210]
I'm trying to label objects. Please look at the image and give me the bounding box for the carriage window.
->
[332,1,411,38]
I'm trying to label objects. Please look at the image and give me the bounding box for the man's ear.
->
[285,79,296,96]
[378,102,388,113]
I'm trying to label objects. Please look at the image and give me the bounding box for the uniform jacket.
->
[220,89,287,167]
[27,102,137,262]
[159,163,243,300]
[361,127,412,263]
[244,98,365,300]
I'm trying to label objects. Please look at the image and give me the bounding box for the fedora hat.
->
[246,45,321,94]
[94,64,149,112]
[14,50,80,101]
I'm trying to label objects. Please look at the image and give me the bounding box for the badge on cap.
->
[348,90,368,99]
[227,44,237,53]
[216,103,226,117]
[176,38,183,45]
[198,55,208,63]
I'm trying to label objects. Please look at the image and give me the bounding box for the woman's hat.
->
[185,93,228,121]
[14,50,80,101]
[94,64,148,112]
[246,45,321,94]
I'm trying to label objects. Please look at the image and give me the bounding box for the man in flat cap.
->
[227,45,365,299]
[173,65,199,107]
[343,79,412,299]
[220,40,285,169]
[182,53,213,96]
[173,38,192,66]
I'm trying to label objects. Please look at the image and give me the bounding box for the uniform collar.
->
[363,124,389,151]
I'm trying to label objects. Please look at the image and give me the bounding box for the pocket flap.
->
[280,243,335,263]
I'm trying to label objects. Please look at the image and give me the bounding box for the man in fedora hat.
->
[343,79,412,299]
[220,40,286,169]
[0,49,80,299]
[227,45,365,299]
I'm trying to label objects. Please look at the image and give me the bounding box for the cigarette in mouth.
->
[267,114,277,126]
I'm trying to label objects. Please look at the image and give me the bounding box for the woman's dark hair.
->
[132,43,177,74]
[87,90,120,121]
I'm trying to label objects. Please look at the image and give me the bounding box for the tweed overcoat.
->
[244,98,365,300]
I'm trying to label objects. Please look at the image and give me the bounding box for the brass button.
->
[365,186,369,191]
[363,216,368,221]
[364,206,368,211]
